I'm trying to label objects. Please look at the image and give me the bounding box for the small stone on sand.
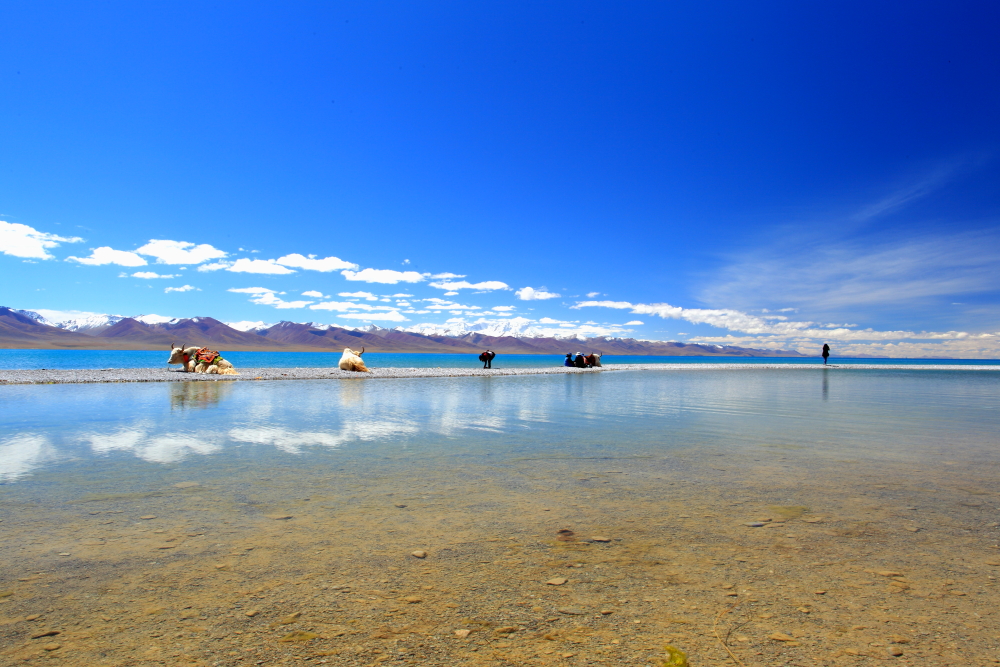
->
[558,607,585,615]
[404,596,422,604]
[25,614,41,621]
[877,570,902,577]
[591,536,611,542]
[411,550,427,558]
[265,514,293,520]
[42,643,60,651]
[454,628,472,638]
[139,515,157,520]
[245,610,259,617]
[769,632,795,642]
[546,577,568,586]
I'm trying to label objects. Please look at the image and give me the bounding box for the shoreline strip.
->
[1,363,998,385]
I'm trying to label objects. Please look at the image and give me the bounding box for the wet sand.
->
[1,442,998,666]
[1,363,997,385]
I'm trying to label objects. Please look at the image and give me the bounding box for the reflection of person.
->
[479,349,496,369]
[822,343,830,365]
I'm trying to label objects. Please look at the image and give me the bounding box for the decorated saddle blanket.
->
[195,348,222,365]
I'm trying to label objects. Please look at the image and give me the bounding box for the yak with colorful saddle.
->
[167,344,239,375]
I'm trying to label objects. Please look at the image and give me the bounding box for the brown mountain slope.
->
[0,307,106,348]
[0,310,804,357]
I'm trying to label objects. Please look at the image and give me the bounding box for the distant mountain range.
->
[0,306,807,357]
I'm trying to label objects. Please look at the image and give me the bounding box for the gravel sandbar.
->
[1,363,997,385]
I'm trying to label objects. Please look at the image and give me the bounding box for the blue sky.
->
[2,2,999,356]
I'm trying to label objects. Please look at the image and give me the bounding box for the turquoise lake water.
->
[3,367,998,486]
[1,348,997,370]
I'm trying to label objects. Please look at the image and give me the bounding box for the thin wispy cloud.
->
[701,228,1000,314]
[164,285,199,293]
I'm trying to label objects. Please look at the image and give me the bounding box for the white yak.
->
[168,344,239,375]
[339,347,369,372]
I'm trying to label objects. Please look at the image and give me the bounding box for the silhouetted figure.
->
[564,353,575,367]
[822,343,830,365]
[479,350,496,369]
[574,351,587,368]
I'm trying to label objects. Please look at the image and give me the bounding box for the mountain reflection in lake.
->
[1,370,999,665]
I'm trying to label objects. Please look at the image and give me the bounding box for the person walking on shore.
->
[822,343,830,365]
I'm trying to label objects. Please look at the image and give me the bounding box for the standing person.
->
[822,343,830,365]
[479,350,496,369]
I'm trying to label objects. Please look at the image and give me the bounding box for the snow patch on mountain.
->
[134,314,177,325]
[225,320,274,332]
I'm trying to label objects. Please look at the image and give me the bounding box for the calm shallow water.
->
[2,348,998,370]
[2,369,999,484]
[2,369,999,665]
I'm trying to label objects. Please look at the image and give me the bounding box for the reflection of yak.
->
[339,347,369,372]
[168,344,239,375]
[478,350,496,369]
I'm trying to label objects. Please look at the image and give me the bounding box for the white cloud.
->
[227,258,296,275]
[341,268,426,284]
[68,246,147,267]
[197,261,230,272]
[539,317,571,324]
[302,290,326,298]
[229,286,310,308]
[250,292,312,309]
[309,301,398,312]
[276,253,358,272]
[586,292,601,298]
[575,299,999,351]
[391,293,414,297]
[164,285,199,293]
[0,221,83,260]
[492,306,516,312]
[625,320,644,325]
[443,291,459,296]
[136,239,227,264]
[429,280,509,291]
[429,272,466,280]
[516,286,561,300]
[131,271,175,279]
[339,291,379,300]
[423,298,481,311]
[228,287,275,295]
[337,310,409,322]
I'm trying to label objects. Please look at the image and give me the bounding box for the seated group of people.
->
[565,352,602,368]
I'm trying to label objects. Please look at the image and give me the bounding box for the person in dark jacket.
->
[822,343,830,365]
[574,352,587,368]
[479,350,496,369]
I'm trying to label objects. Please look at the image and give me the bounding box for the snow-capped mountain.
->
[22,309,128,332]
[398,317,595,340]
